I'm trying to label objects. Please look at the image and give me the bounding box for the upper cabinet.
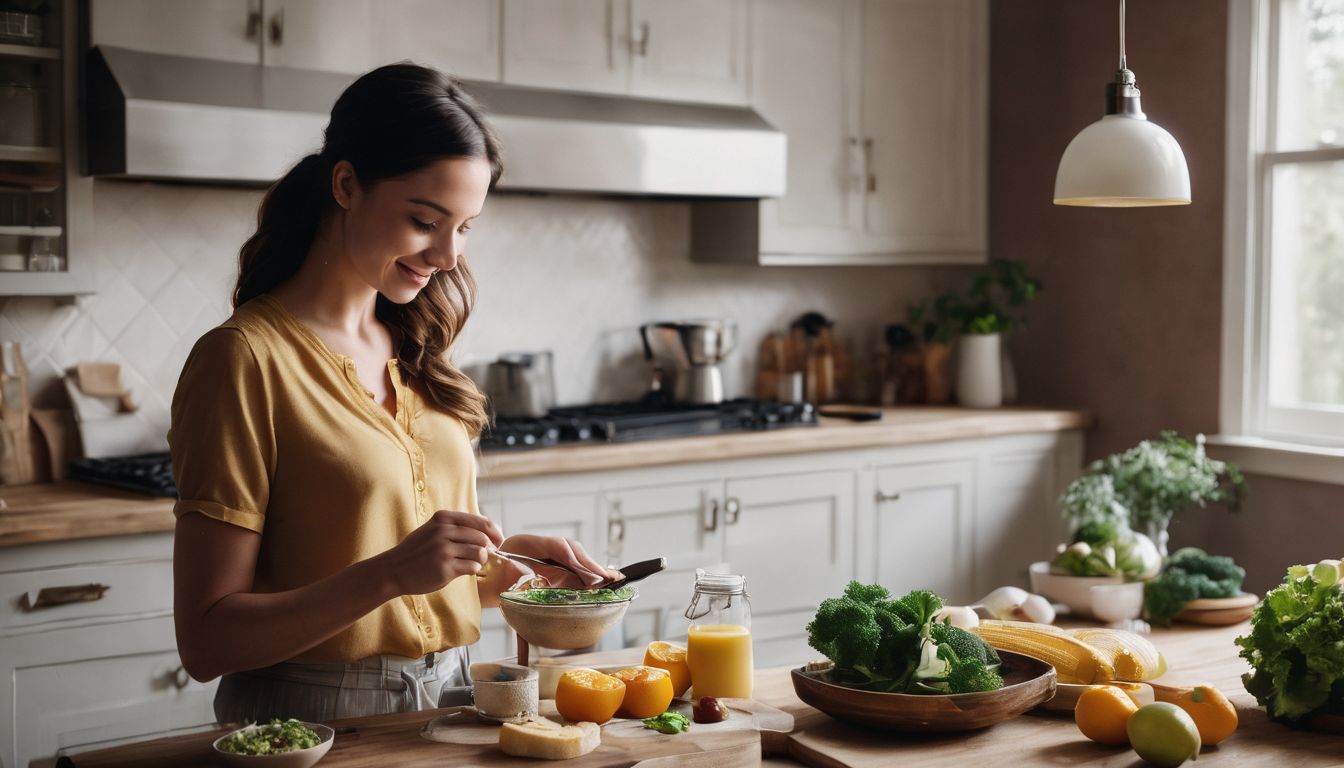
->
[749,0,988,266]
[372,0,502,82]
[91,0,502,80]
[502,0,751,106]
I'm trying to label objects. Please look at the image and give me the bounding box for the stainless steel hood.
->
[86,46,786,198]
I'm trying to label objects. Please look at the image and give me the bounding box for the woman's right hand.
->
[376,510,505,596]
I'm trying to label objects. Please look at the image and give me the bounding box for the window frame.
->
[1217,0,1344,481]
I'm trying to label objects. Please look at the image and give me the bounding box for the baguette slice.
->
[499,719,601,760]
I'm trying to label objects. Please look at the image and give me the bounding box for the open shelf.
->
[0,145,61,163]
[0,43,59,60]
[0,225,61,237]
[0,270,94,296]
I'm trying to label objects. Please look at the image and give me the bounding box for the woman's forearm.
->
[178,555,398,682]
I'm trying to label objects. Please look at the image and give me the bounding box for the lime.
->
[1127,702,1201,767]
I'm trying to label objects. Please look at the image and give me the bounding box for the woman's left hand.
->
[499,534,623,589]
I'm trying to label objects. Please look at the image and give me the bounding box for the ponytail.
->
[233,153,334,308]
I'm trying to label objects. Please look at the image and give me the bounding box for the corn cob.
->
[1069,628,1163,682]
[972,621,1115,684]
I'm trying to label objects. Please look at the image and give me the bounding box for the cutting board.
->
[56,698,792,768]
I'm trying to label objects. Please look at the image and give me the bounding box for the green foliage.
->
[1059,432,1247,536]
[1050,522,1161,580]
[805,582,1002,695]
[1144,548,1247,626]
[1237,560,1344,721]
[641,711,690,734]
[907,259,1042,341]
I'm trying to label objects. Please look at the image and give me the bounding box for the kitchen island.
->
[53,622,1337,767]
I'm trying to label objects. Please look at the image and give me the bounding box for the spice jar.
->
[683,569,753,698]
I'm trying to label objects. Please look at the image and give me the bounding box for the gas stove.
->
[480,398,817,451]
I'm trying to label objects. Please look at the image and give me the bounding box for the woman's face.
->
[333,156,493,304]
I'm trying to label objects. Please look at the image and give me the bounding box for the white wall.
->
[0,181,952,450]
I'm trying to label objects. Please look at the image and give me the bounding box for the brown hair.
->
[233,64,502,435]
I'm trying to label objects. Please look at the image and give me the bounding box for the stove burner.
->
[70,452,177,497]
[481,398,816,451]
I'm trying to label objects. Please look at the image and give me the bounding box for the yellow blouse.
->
[168,294,482,663]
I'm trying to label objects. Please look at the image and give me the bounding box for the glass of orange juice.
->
[684,570,753,699]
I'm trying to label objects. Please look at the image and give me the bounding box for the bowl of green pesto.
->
[499,587,638,649]
[212,718,334,767]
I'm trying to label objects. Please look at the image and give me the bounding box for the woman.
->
[169,64,617,723]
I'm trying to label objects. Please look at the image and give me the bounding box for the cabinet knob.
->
[724,497,742,525]
[633,21,651,56]
[874,490,901,504]
[246,7,262,41]
[173,665,190,690]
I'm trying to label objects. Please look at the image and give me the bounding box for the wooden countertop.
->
[54,622,1336,767]
[480,406,1091,480]
[0,407,1088,548]
[0,481,175,548]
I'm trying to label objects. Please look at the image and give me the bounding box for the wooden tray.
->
[1174,592,1258,625]
[790,651,1056,732]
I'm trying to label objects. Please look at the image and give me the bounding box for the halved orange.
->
[1075,684,1139,745]
[555,668,626,724]
[613,665,675,719]
[644,641,692,697]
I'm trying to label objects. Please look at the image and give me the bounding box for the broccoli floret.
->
[890,590,943,626]
[946,657,1005,693]
[844,581,893,606]
[929,623,1000,667]
[1144,548,1246,625]
[806,597,882,670]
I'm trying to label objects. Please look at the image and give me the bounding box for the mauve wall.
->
[990,0,1344,595]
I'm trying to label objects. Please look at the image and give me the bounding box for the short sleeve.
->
[168,327,275,533]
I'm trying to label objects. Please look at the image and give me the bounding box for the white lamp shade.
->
[1053,114,1191,206]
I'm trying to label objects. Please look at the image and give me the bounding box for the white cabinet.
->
[502,0,751,105]
[373,0,502,82]
[90,0,262,64]
[724,469,855,669]
[866,459,976,604]
[261,0,374,74]
[628,0,750,105]
[0,535,217,768]
[479,429,1082,669]
[750,0,988,266]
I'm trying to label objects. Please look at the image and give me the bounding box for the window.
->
[1223,0,1344,452]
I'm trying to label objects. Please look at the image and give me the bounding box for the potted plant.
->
[954,260,1041,408]
[1059,432,1247,559]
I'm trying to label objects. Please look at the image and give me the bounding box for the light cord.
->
[1119,0,1128,71]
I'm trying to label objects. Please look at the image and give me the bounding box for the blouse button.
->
[416,479,426,492]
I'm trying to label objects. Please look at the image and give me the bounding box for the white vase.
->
[956,333,1003,408]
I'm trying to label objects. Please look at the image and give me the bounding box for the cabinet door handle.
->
[173,665,190,690]
[725,497,742,526]
[847,137,865,194]
[269,7,285,46]
[875,490,901,504]
[633,21,650,56]
[703,498,719,532]
[246,3,262,41]
[608,502,626,544]
[19,583,110,611]
[863,137,877,193]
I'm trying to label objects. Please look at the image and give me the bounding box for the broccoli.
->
[1144,548,1246,626]
[807,583,1001,695]
[1072,520,1121,547]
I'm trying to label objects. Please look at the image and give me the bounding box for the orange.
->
[644,641,692,697]
[1075,684,1139,745]
[1173,684,1237,746]
[612,665,675,719]
[554,668,626,725]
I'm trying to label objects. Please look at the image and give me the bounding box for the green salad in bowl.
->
[505,586,637,605]
[213,718,334,767]
[499,586,638,649]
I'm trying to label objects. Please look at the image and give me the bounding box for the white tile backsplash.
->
[2,180,957,453]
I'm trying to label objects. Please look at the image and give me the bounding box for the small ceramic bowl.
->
[211,722,334,768]
[1089,581,1146,625]
[1028,561,1122,618]
[470,661,539,722]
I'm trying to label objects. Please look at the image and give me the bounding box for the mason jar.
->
[683,569,753,698]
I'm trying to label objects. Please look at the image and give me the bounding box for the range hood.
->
[86,46,786,198]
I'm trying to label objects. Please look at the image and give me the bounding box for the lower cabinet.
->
[0,535,217,768]
[479,429,1084,669]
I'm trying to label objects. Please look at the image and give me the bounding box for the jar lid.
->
[693,569,746,595]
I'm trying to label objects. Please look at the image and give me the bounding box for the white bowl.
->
[212,722,334,768]
[1089,581,1145,624]
[1028,561,1122,619]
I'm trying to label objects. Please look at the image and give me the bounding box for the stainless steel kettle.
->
[639,320,738,403]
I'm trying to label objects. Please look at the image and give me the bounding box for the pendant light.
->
[1053,0,1191,207]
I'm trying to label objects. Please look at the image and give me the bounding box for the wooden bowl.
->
[1174,592,1258,625]
[790,651,1056,732]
